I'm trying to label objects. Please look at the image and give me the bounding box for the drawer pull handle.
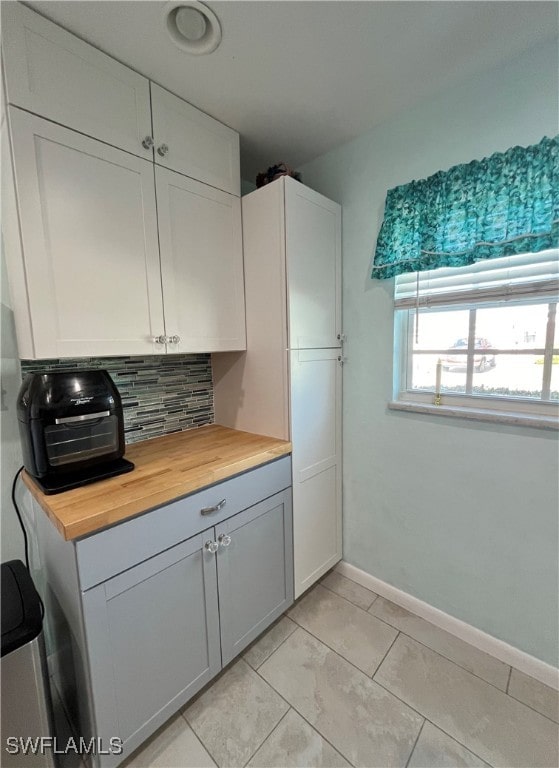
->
[200,498,226,516]
[218,533,231,548]
[204,540,218,554]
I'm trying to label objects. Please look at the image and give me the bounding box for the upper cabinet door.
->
[1,3,153,160]
[156,167,246,353]
[284,177,342,349]
[151,83,240,196]
[9,109,165,359]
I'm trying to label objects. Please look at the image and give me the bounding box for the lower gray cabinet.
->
[217,489,293,665]
[78,484,293,766]
[82,530,221,762]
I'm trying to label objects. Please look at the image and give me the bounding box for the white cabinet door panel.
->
[151,83,240,195]
[9,109,165,358]
[290,348,342,597]
[1,3,153,159]
[285,178,341,349]
[156,167,246,353]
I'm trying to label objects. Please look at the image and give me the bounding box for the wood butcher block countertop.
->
[22,425,292,541]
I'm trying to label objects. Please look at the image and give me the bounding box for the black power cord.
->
[11,466,44,619]
[11,466,28,569]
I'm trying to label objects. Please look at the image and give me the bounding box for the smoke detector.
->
[164,1,222,55]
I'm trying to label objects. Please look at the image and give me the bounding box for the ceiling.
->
[27,1,558,182]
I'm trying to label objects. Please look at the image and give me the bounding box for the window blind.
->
[394,249,559,309]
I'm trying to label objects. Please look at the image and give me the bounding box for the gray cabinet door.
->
[82,529,220,765]
[216,490,293,666]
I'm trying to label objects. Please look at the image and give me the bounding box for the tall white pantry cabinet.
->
[214,176,343,597]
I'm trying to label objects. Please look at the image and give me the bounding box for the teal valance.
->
[372,135,559,280]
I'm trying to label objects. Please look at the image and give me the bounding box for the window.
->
[393,249,559,423]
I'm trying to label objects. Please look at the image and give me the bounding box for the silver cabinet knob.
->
[153,335,167,344]
[337,355,347,365]
[218,533,231,548]
[168,335,180,344]
[157,143,169,157]
[204,540,219,554]
[142,136,154,150]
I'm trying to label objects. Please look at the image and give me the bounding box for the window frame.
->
[393,263,559,424]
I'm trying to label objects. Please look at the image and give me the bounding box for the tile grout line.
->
[388,631,559,720]
[367,593,379,610]
[182,658,290,768]
[319,580,381,616]
[371,630,401,679]
[185,619,492,768]
[180,710,221,768]
[367,611,512,695]
[290,599,511,701]
[505,691,559,725]
[241,706,292,768]
[256,623,491,768]
[506,665,513,694]
[404,718,426,768]
[253,652,357,767]
[320,575,379,612]
[248,616,299,671]
[185,588,555,766]
[287,611,398,679]
[372,677,495,768]
[338,570,559,701]
[318,579,512,695]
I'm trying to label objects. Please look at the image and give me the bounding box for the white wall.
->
[299,40,559,666]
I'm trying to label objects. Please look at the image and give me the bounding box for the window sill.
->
[389,400,558,430]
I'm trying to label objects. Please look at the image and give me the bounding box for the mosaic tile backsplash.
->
[20,355,214,444]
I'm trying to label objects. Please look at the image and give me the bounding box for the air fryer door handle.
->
[54,411,111,425]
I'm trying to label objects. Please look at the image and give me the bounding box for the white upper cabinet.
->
[7,109,165,359]
[1,2,153,160]
[156,167,246,352]
[2,3,245,358]
[284,177,342,349]
[151,84,240,196]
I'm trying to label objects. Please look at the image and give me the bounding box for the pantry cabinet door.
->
[9,109,165,358]
[151,83,240,195]
[290,348,342,597]
[284,177,342,349]
[1,2,153,159]
[156,166,246,353]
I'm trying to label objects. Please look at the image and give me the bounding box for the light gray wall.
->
[299,40,559,666]
[241,178,257,196]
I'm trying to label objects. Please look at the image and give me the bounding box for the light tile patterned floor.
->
[122,570,559,768]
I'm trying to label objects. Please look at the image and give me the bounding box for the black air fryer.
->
[17,370,134,494]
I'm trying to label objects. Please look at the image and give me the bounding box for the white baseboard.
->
[335,561,559,692]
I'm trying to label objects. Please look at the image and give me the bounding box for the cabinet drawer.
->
[76,456,292,589]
